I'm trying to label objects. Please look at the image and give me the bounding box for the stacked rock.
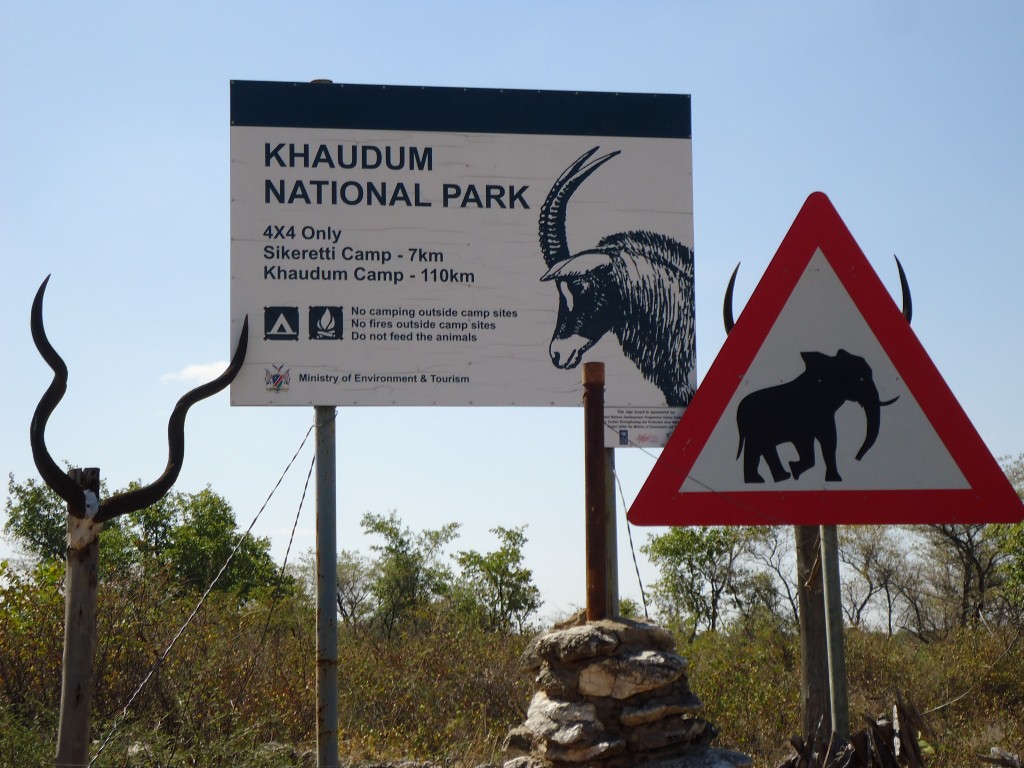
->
[502,618,751,768]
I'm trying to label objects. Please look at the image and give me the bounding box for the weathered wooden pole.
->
[315,406,339,768]
[30,278,249,767]
[583,362,609,621]
[820,524,850,738]
[55,467,101,768]
[795,525,831,736]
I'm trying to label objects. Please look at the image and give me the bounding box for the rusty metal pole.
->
[604,447,619,617]
[583,362,608,621]
[55,467,101,768]
[315,406,339,768]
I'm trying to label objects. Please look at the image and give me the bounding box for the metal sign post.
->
[314,406,339,768]
[309,79,339,768]
[819,524,850,738]
[229,79,692,759]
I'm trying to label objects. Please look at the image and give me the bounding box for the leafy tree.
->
[336,549,375,630]
[730,569,785,625]
[0,558,64,709]
[3,474,282,597]
[995,522,1024,619]
[917,523,1005,629]
[4,473,88,562]
[642,526,773,641]
[617,596,645,620]
[161,488,281,597]
[833,457,1024,637]
[745,525,799,624]
[294,548,375,631]
[839,525,905,633]
[361,510,460,637]
[453,525,541,633]
[910,455,1024,632]
[4,472,140,576]
[993,454,1024,621]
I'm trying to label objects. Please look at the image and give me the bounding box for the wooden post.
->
[820,524,850,738]
[795,525,831,736]
[583,362,608,621]
[55,467,102,768]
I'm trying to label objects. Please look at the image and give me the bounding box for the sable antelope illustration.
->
[539,147,696,406]
[736,350,899,483]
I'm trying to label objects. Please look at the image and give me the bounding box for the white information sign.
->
[230,81,694,446]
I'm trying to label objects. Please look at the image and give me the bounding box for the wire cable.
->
[89,421,318,766]
[610,461,650,619]
[236,449,317,701]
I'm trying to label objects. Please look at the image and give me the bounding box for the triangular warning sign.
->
[628,192,1024,526]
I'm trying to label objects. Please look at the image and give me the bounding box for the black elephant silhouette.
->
[736,350,898,483]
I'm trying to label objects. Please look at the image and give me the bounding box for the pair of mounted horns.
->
[30,276,248,521]
[723,255,912,334]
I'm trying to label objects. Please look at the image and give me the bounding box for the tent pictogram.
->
[264,306,299,340]
[628,192,1024,526]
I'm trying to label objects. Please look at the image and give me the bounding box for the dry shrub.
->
[0,560,64,712]
[845,628,1024,767]
[681,621,1024,768]
[684,615,802,764]
[3,556,1021,768]
[336,604,531,763]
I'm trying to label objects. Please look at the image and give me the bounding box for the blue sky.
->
[2,1,1023,617]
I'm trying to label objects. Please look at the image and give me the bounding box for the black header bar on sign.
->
[230,80,691,139]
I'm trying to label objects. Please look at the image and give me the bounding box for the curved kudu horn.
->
[723,263,740,334]
[99,317,249,521]
[894,254,912,325]
[30,276,88,515]
[722,256,913,334]
[30,276,249,522]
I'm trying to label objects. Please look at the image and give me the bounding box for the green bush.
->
[0,703,54,767]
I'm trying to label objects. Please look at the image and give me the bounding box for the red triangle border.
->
[628,192,1023,526]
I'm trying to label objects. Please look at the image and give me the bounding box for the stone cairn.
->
[502,617,752,768]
